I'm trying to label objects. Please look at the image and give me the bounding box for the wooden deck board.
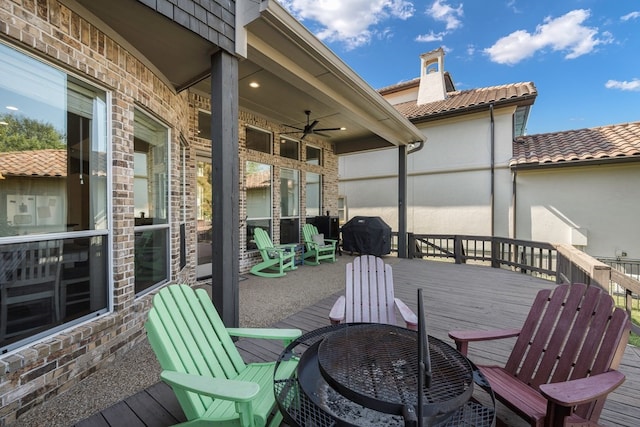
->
[74,258,640,427]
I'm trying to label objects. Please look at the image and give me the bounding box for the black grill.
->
[341,216,391,256]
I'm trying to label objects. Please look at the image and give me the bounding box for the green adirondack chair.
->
[302,223,337,265]
[250,227,297,278]
[145,284,301,427]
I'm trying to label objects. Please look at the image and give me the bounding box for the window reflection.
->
[133,111,169,294]
[246,161,271,250]
[0,42,109,352]
[0,236,107,349]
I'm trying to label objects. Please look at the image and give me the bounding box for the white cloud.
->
[621,11,640,21]
[426,0,464,30]
[484,9,612,65]
[280,0,415,49]
[605,79,640,91]
[415,30,446,42]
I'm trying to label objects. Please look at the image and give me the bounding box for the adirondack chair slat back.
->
[254,228,275,260]
[346,255,396,325]
[302,224,317,251]
[504,283,630,421]
[145,285,247,420]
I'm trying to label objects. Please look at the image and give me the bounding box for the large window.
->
[0,42,108,351]
[280,168,299,244]
[246,161,272,250]
[306,172,322,217]
[133,111,169,294]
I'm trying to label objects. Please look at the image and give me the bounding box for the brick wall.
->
[0,1,191,424]
[0,1,338,424]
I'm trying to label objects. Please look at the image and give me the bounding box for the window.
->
[306,172,321,217]
[245,161,271,250]
[280,168,299,244]
[338,196,348,225]
[196,157,212,278]
[133,111,169,294]
[306,145,322,165]
[0,42,108,351]
[246,127,271,154]
[279,137,299,160]
[197,110,211,140]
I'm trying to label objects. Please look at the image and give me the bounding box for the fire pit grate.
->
[274,324,495,427]
[317,324,473,414]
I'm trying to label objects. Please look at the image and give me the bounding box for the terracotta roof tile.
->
[393,82,537,120]
[512,121,640,167]
[0,149,67,177]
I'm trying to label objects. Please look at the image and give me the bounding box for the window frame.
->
[306,144,322,166]
[246,126,272,154]
[245,161,273,250]
[0,40,112,353]
[133,109,171,296]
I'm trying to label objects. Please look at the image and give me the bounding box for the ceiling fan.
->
[282,110,345,140]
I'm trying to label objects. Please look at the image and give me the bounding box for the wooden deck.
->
[75,258,640,427]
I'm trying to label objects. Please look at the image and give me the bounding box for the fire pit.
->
[274,324,495,427]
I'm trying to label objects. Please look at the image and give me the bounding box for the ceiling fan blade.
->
[314,127,343,132]
[283,124,304,131]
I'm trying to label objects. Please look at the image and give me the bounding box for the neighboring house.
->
[339,47,640,261]
[340,48,536,238]
[0,0,422,423]
[511,122,640,259]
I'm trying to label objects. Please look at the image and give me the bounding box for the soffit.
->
[71,0,217,90]
[70,0,424,154]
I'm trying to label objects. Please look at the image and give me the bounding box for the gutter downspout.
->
[398,140,425,258]
[512,169,517,239]
[490,104,495,237]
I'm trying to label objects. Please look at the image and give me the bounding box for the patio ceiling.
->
[70,0,424,154]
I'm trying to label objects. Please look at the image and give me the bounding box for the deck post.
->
[210,50,240,328]
[398,145,408,258]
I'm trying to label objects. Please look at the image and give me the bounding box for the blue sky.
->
[279,0,640,135]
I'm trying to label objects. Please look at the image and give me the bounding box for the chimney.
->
[417,48,447,105]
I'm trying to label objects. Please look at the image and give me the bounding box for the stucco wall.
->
[515,163,640,259]
[339,108,515,237]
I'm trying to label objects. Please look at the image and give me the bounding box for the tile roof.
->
[0,149,67,178]
[392,82,537,121]
[512,121,640,168]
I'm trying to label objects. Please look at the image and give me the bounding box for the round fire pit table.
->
[273,323,495,427]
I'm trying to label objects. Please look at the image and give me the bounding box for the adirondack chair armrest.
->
[539,370,625,407]
[448,328,521,356]
[329,295,346,324]
[226,327,302,345]
[393,298,418,330]
[275,244,297,251]
[323,238,338,245]
[161,371,260,402]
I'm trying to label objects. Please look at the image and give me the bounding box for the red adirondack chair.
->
[449,283,630,427]
[329,255,418,330]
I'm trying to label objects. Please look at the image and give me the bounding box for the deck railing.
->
[406,233,640,335]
